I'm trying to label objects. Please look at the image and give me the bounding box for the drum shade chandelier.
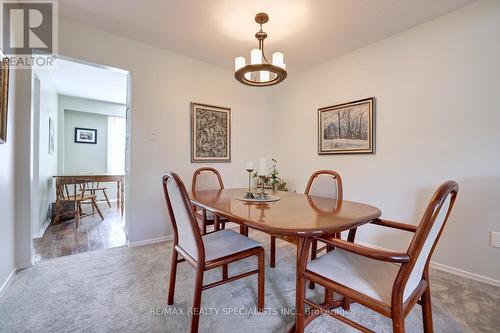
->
[234,13,287,87]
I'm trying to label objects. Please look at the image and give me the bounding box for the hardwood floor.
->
[33,204,127,262]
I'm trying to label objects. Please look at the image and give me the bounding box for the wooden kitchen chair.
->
[270,170,343,270]
[163,172,265,333]
[54,178,104,229]
[295,181,459,333]
[191,167,228,233]
[82,181,111,208]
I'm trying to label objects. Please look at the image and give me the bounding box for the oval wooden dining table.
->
[190,188,381,332]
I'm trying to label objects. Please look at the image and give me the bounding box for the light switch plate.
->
[149,131,158,141]
[491,231,500,248]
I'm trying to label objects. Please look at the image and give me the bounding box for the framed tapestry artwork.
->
[191,102,231,163]
[0,49,10,144]
[74,127,97,144]
[318,97,375,155]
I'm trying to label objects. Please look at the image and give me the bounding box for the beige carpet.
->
[1,231,499,332]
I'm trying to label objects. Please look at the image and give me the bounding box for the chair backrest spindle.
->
[56,178,88,200]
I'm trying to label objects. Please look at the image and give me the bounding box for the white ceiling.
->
[59,0,475,72]
[43,58,128,104]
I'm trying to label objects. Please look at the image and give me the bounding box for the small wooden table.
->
[190,188,381,332]
[54,175,125,216]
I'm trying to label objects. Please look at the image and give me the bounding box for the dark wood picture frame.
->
[0,49,10,144]
[74,127,97,144]
[318,97,375,155]
[191,102,231,163]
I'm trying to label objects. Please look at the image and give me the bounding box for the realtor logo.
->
[1,0,57,67]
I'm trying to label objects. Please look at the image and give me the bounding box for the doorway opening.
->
[31,57,131,262]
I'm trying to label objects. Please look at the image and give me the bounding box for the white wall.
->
[59,19,274,243]
[14,68,33,272]
[0,68,18,292]
[58,95,126,173]
[63,110,108,174]
[32,69,59,237]
[1,65,33,292]
[272,0,500,281]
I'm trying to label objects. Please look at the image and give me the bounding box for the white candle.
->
[251,48,262,65]
[272,52,284,68]
[234,56,245,71]
[257,158,267,176]
[246,161,254,170]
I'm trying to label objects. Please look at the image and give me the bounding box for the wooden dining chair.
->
[191,167,228,233]
[163,172,265,333]
[269,170,343,269]
[81,181,111,208]
[295,180,459,333]
[54,178,104,229]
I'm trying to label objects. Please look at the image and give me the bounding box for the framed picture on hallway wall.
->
[318,97,375,155]
[75,127,97,144]
[191,102,231,163]
[0,49,10,144]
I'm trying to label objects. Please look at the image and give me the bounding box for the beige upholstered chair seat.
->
[307,248,402,304]
[202,230,261,262]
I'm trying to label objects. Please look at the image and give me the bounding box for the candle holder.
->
[257,175,267,200]
[245,168,255,199]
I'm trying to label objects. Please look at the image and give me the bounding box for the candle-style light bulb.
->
[235,56,245,71]
[272,52,285,69]
[251,48,262,65]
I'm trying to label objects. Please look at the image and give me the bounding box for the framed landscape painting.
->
[191,102,231,163]
[318,97,375,155]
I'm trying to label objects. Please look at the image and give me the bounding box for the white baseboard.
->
[430,261,500,287]
[357,241,500,287]
[0,269,16,298]
[129,235,173,247]
[17,261,33,271]
[127,225,240,248]
[32,218,51,239]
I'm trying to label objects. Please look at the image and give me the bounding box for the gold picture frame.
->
[191,102,231,163]
[318,97,375,155]
[0,49,10,144]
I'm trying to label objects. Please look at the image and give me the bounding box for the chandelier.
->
[234,13,287,87]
